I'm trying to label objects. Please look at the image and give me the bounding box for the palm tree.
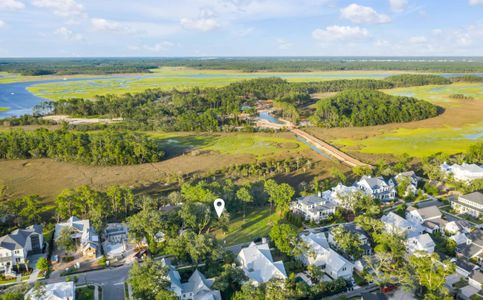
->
[24,259,30,273]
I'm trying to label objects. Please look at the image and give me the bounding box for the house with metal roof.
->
[354,176,396,202]
[299,232,354,280]
[237,241,287,285]
[440,162,483,182]
[0,225,43,274]
[406,233,436,255]
[55,216,99,258]
[451,192,483,218]
[291,194,337,223]
[381,212,423,238]
[25,281,75,300]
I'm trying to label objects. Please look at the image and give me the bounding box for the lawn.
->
[214,207,280,246]
[149,131,310,159]
[0,107,8,112]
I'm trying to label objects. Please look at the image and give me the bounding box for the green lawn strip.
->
[215,207,280,246]
[75,286,95,300]
[0,107,9,112]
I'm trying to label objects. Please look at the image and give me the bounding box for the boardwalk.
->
[292,128,371,168]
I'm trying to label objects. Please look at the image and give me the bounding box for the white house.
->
[299,232,354,280]
[406,206,442,226]
[102,223,130,259]
[440,162,483,182]
[451,192,483,218]
[25,281,75,300]
[322,183,361,208]
[354,176,396,202]
[237,241,287,285]
[381,212,423,238]
[0,225,43,274]
[389,171,419,196]
[55,216,99,257]
[291,194,337,223]
[162,258,221,300]
[406,233,436,255]
[451,232,470,246]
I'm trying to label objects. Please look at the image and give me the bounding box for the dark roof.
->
[416,206,442,220]
[457,243,483,258]
[0,225,42,251]
[460,192,483,206]
[455,259,477,273]
[469,230,483,246]
[362,292,387,300]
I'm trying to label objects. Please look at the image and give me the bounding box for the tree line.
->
[24,75,447,132]
[312,89,439,127]
[0,128,164,165]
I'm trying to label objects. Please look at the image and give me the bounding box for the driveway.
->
[47,264,131,300]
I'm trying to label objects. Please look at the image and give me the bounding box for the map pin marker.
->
[214,199,225,218]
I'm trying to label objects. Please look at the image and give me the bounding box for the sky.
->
[0,0,483,57]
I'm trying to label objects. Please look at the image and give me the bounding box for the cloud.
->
[91,18,129,32]
[180,11,220,32]
[129,41,175,53]
[313,25,369,42]
[408,36,427,44]
[340,4,391,24]
[54,27,83,41]
[32,0,84,17]
[0,20,5,28]
[389,0,408,12]
[276,38,292,50]
[469,0,483,5]
[0,0,25,10]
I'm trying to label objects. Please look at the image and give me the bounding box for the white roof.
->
[382,212,411,230]
[25,281,75,300]
[237,242,287,284]
[326,248,353,271]
[407,233,435,252]
[451,232,469,245]
[301,232,329,253]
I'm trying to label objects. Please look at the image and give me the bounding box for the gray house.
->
[355,176,396,201]
[0,225,43,274]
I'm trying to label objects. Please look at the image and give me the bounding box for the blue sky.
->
[0,0,482,57]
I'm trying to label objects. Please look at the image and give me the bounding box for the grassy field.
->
[308,83,483,159]
[214,207,280,246]
[23,67,409,101]
[0,107,8,112]
[0,131,340,200]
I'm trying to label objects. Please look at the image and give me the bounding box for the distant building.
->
[237,241,287,285]
[440,162,483,182]
[25,281,75,300]
[291,194,337,223]
[299,232,354,280]
[354,176,396,201]
[55,216,99,258]
[0,225,43,274]
[406,233,436,255]
[451,192,483,218]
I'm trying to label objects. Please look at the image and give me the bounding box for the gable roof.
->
[237,242,287,283]
[382,212,411,230]
[413,206,442,220]
[298,195,324,206]
[0,225,42,251]
[182,269,221,300]
[25,281,75,300]
[460,192,483,206]
[470,270,483,284]
[358,176,389,190]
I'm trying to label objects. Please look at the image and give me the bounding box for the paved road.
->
[47,264,131,300]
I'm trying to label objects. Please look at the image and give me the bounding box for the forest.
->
[29,75,446,132]
[0,128,164,165]
[2,57,483,75]
[312,89,439,128]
